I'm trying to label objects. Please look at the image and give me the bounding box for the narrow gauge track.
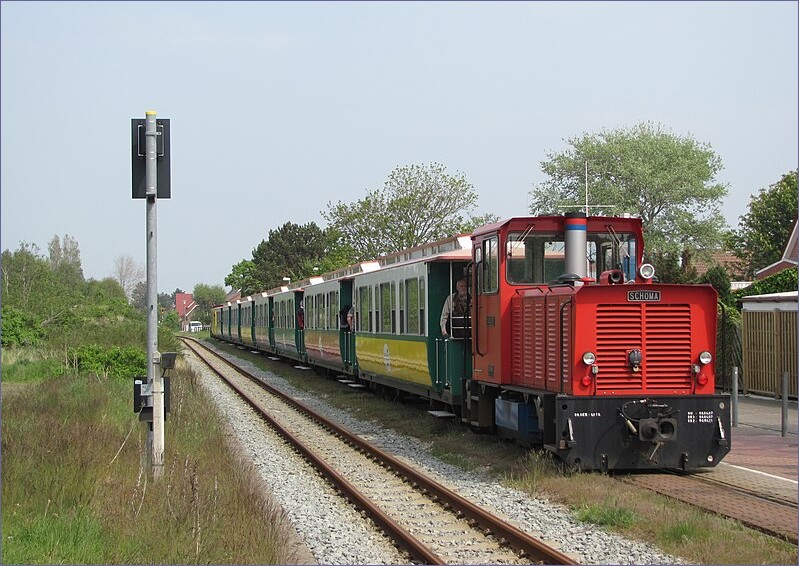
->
[619,468,798,543]
[182,338,576,565]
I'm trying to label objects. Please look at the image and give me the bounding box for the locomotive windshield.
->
[506,231,638,284]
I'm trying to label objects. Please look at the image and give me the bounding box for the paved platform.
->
[728,394,797,481]
[733,393,798,436]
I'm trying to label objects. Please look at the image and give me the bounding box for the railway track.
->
[619,466,798,543]
[182,338,576,565]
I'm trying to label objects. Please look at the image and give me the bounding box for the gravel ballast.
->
[188,346,687,565]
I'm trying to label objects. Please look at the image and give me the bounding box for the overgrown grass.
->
[0,352,62,383]
[209,338,798,565]
[575,498,636,528]
[2,355,300,564]
[507,458,798,564]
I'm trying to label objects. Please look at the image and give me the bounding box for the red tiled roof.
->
[692,251,742,278]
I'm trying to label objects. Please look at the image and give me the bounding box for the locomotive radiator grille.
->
[595,303,693,392]
[511,298,548,384]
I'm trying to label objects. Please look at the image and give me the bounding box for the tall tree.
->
[729,170,798,278]
[48,234,85,290]
[249,222,334,291]
[323,162,490,261]
[529,122,728,259]
[131,281,148,312]
[158,292,173,311]
[112,254,144,300]
[192,283,227,324]
[2,243,49,312]
[225,259,260,294]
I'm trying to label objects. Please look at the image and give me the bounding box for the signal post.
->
[131,110,171,480]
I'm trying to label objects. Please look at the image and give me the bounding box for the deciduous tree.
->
[248,222,338,292]
[112,254,144,300]
[2,243,49,312]
[529,122,728,261]
[225,259,260,294]
[323,162,491,261]
[192,283,227,324]
[729,170,798,278]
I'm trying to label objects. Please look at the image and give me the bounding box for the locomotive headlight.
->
[582,351,596,365]
[639,263,656,280]
[699,351,712,365]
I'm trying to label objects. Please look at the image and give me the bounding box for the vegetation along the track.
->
[1,337,300,564]
[209,339,798,566]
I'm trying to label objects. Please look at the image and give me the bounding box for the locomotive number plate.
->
[628,290,661,302]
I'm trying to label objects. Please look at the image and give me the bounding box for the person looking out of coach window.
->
[440,278,470,338]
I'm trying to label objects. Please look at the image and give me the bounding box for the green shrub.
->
[733,267,797,303]
[1,306,44,347]
[67,346,146,379]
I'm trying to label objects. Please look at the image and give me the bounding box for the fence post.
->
[782,371,789,437]
[731,366,739,428]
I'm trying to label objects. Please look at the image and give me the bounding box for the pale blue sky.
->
[2,1,797,294]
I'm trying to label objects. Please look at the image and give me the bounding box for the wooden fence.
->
[742,309,798,398]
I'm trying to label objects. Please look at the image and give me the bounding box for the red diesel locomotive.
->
[464,212,730,470]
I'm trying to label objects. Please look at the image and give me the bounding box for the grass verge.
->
[2,352,301,564]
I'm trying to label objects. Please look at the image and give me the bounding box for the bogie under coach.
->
[212,213,731,471]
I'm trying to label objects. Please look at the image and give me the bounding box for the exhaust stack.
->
[564,212,587,278]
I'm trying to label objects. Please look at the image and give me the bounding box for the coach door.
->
[429,261,471,396]
[339,279,355,372]
[294,290,306,359]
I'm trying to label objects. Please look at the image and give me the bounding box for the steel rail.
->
[184,342,445,564]
[184,339,443,564]
[184,338,576,565]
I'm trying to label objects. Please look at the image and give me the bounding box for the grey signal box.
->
[131,118,171,199]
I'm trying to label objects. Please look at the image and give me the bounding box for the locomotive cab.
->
[465,212,731,471]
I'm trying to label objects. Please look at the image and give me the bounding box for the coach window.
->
[329,291,338,329]
[335,291,340,327]
[419,277,426,334]
[406,278,419,334]
[399,280,406,333]
[357,286,370,333]
[368,286,374,332]
[390,282,397,333]
[380,283,391,333]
